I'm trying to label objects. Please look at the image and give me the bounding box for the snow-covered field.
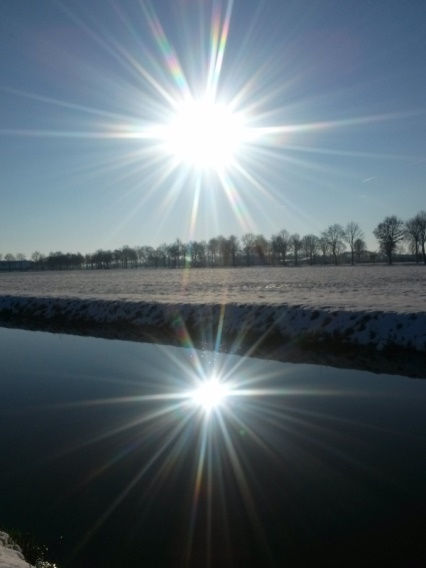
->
[0,266,425,373]
[0,265,425,311]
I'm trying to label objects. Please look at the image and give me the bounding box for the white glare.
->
[163,100,246,170]
[190,377,230,413]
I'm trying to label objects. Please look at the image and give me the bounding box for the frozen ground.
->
[0,265,425,311]
[0,266,425,374]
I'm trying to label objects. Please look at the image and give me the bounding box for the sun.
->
[190,376,230,413]
[163,99,246,170]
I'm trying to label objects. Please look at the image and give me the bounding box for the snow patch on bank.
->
[0,533,32,568]
[0,295,425,352]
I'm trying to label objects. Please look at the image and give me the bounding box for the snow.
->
[0,265,425,353]
[0,265,424,310]
[0,533,32,568]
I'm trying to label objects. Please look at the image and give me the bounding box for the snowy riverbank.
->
[0,266,424,376]
[0,532,32,568]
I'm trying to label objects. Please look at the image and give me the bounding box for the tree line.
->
[1,212,425,271]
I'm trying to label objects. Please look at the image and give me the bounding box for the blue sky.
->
[1,0,425,256]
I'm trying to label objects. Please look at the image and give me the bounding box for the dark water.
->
[0,327,425,567]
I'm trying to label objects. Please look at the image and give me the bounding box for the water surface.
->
[0,327,425,567]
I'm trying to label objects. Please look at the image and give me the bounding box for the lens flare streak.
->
[1,0,414,248]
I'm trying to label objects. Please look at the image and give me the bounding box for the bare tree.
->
[198,241,205,267]
[373,215,405,265]
[99,249,113,268]
[207,238,219,267]
[144,246,157,267]
[318,236,330,264]
[254,234,268,265]
[354,238,366,263]
[7,214,426,273]
[120,246,137,268]
[228,235,239,267]
[411,210,426,265]
[135,246,147,266]
[168,240,182,268]
[302,234,319,265]
[4,253,15,271]
[322,224,346,265]
[15,253,26,269]
[290,233,302,266]
[271,229,290,265]
[216,237,224,266]
[157,243,169,267]
[344,221,364,265]
[113,249,122,268]
[405,216,422,263]
[241,233,256,266]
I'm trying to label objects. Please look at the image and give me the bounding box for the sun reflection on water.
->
[188,375,231,414]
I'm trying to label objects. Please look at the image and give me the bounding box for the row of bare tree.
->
[1,212,425,271]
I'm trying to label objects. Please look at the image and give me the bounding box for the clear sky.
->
[1,0,425,256]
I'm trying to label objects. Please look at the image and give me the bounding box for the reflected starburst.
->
[188,375,231,413]
[43,325,374,566]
